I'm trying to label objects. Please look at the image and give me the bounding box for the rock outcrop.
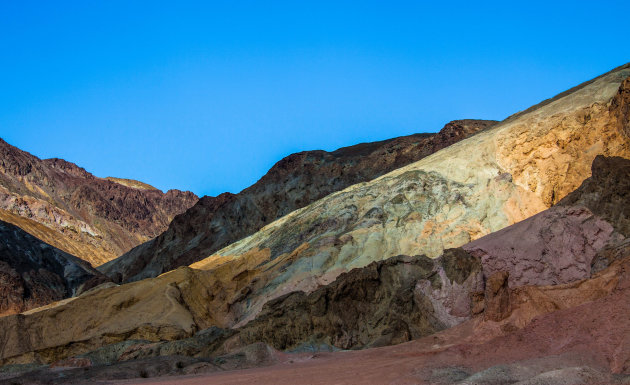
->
[464,154,630,288]
[482,271,511,322]
[0,219,109,316]
[100,119,497,282]
[0,139,198,266]
[557,155,630,236]
[233,251,482,351]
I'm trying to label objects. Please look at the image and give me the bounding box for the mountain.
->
[0,64,628,374]
[0,219,110,317]
[0,139,198,266]
[100,119,497,282]
[184,63,630,328]
[1,64,630,385]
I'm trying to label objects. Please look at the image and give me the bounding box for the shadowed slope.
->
[0,219,110,316]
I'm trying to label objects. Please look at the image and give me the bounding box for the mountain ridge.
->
[0,138,198,266]
[100,119,497,282]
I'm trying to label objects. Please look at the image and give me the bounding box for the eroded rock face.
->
[186,68,630,327]
[483,271,511,322]
[0,219,109,316]
[464,155,630,288]
[463,205,622,287]
[234,252,482,351]
[100,119,498,282]
[558,155,630,236]
[0,139,198,266]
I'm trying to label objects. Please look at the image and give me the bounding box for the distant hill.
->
[0,138,198,266]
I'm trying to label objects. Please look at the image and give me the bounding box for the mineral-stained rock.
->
[464,155,630,288]
[233,252,482,351]
[184,67,630,328]
[0,219,109,316]
[463,205,622,287]
[0,139,198,266]
[483,271,511,322]
[100,119,498,283]
[591,238,630,275]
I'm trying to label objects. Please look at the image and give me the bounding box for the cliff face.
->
[100,119,497,282]
[0,140,198,266]
[0,219,109,317]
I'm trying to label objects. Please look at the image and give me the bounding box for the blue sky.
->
[1,1,628,197]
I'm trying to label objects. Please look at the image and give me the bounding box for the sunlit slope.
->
[193,64,630,325]
[0,64,628,365]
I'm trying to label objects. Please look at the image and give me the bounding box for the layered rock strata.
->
[1,65,630,374]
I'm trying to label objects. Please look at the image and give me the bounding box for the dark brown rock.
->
[230,252,482,351]
[0,219,110,316]
[611,77,630,138]
[558,155,630,237]
[484,271,511,322]
[101,119,498,282]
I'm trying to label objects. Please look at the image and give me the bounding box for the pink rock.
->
[463,206,622,287]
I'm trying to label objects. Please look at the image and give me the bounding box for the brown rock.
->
[49,357,92,368]
[611,77,630,138]
[0,219,109,316]
[0,138,198,266]
[484,271,511,322]
[230,251,482,351]
[558,155,630,237]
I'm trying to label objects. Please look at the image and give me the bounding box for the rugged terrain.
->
[1,64,630,384]
[0,219,109,317]
[3,152,630,384]
[0,139,198,266]
[100,119,497,282]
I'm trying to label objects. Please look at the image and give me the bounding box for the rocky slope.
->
[187,64,630,328]
[70,155,630,368]
[89,249,630,385]
[233,250,481,351]
[3,152,630,383]
[100,119,497,282]
[0,139,198,265]
[0,219,109,317]
[1,64,629,381]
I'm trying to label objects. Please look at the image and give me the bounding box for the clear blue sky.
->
[1,1,628,197]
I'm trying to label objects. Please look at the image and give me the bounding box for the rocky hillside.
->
[0,140,198,266]
[0,219,110,317]
[188,64,630,328]
[2,151,630,382]
[0,64,628,375]
[100,119,497,282]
